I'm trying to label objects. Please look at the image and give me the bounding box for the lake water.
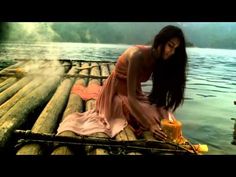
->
[0,42,236,155]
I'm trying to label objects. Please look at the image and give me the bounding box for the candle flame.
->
[168,112,174,123]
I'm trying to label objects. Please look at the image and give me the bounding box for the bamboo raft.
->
[0,59,204,155]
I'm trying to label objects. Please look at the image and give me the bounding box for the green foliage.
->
[0,23,10,41]
[1,22,236,49]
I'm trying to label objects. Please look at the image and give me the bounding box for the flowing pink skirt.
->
[57,72,165,138]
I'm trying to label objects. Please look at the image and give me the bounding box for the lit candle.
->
[161,114,182,142]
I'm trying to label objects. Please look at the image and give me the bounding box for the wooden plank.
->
[0,66,65,150]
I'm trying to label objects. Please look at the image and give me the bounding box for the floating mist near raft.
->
[0,68,27,78]
[161,112,208,153]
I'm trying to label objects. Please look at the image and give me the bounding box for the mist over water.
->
[0,42,236,154]
[0,42,129,61]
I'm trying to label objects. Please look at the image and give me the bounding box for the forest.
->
[1,22,235,49]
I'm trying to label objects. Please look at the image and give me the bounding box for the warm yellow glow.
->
[17,22,59,42]
[196,144,208,153]
[168,112,174,123]
[20,22,40,34]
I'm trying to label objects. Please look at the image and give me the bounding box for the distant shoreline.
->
[1,41,236,50]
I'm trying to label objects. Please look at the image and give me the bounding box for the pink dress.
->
[57,45,166,138]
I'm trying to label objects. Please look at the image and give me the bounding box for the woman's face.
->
[162,37,180,60]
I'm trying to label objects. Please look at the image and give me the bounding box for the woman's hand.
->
[150,124,167,141]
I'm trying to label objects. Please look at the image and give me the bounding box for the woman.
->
[57,25,188,141]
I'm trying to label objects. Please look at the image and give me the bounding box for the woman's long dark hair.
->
[148,25,188,111]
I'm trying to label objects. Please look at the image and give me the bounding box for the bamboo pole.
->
[142,125,178,155]
[0,60,48,78]
[17,60,47,75]
[0,62,63,118]
[3,60,36,74]
[142,131,156,141]
[51,62,90,155]
[0,66,65,150]
[142,131,200,154]
[86,62,109,155]
[59,63,85,118]
[0,60,27,75]
[14,130,196,155]
[115,125,142,155]
[57,59,116,63]
[0,77,45,118]
[16,66,77,155]
[0,60,47,92]
[108,63,115,74]
[85,63,101,112]
[100,63,109,83]
[0,77,18,93]
[61,61,72,73]
[34,75,76,132]
[0,77,7,84]
[0,76,33,105]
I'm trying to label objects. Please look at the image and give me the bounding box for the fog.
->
[1,22,236,49]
